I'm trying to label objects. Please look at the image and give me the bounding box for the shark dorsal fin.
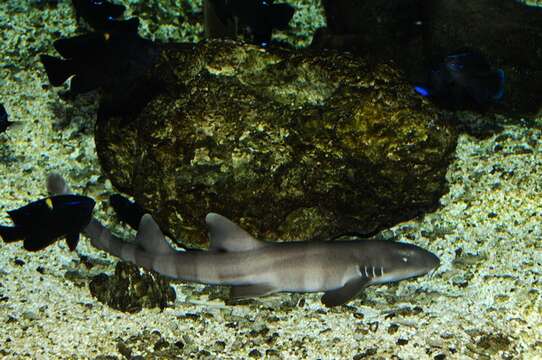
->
[136,214,175,255]
[206,213,266,252]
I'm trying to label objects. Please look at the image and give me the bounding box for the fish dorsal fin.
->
[205,213,266,252]
[136,214,175,255]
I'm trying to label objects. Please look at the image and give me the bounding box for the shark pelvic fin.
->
[321,278,369,307]
[136,214,175,255]
[229,284,277,300]
[205,213,266,252]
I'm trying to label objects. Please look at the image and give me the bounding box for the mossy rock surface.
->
[96,40,457,247]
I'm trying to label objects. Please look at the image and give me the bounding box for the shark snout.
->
[426,251,440,271]
[392,245,440,281]
[416,249,440,277]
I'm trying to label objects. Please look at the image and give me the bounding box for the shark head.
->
[358,241,440,285]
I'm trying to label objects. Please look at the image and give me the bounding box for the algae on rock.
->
[95,40,457,247]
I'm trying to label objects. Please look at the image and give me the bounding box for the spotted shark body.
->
[84,211,440,307]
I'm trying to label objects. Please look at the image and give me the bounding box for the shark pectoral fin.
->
[229,284,277,300]
[66,232,80,251]
[321,278,369,307]
[206,213,266,252]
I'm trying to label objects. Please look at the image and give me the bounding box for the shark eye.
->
[402,257,408,263]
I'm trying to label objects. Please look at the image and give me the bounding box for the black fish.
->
[209,0,295,46]
[109,194,177,239]
[109,194,189,248]
[71,0,135,31]
[414,49,505,110]
[0,195,95,251]
[109,194,146,231]
[40,29,152,95]
[0,104,13,134]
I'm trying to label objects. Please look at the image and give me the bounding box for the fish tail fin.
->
[66,232,80,251]
[0,225,24,243]
[467,69,506,105]
[40,55,75,86]
[270,3,295,30]
[492,69,505,101]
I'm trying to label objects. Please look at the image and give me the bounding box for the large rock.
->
[95,40,457,247]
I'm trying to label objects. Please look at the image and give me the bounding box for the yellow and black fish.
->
[0,195,95,251]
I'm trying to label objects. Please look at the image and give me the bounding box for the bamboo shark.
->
[47,174,439,307]
[85,214,439,307]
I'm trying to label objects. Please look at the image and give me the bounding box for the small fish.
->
[109,193,180,243]
[109,194,147,231]
[209,0,295,46]
[0,195,95,251]
[71,0,137,32]
[0,104,14,134]
[414,49,505,109]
